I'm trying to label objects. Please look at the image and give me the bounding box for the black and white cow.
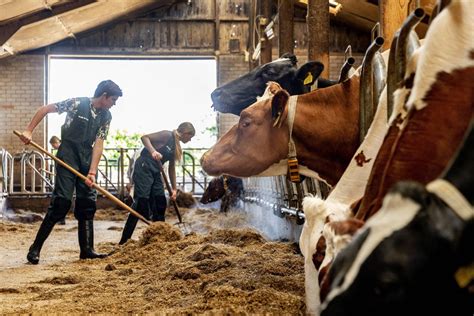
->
[211,53,334,115]
[320,119,473,316]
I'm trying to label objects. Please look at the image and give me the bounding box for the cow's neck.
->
[293,76,361,186]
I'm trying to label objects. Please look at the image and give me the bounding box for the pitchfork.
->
[156,160,191,235]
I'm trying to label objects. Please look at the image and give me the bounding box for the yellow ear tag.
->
[454,263,474,288]
[303,72,313,85]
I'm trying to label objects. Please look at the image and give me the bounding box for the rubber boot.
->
[78,220,107,259]
[118,215,138,245]
[27,215,56,264]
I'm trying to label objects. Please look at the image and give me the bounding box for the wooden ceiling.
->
[297,0,437,31]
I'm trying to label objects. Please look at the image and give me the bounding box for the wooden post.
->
[278,0,294,56]
[379,0,409,51]
[260,0,273,64]
[307,0,329,78]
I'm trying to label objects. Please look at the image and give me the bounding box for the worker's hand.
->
[126,183,132,192]
[171,189,177,201]
[151,151,162,161]
[85,172,96,188]
[19,131,32,144]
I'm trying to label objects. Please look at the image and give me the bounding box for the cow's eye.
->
[240,118,251,128]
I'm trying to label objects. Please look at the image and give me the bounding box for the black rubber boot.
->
[78,220,107,259]
[27,216,56,264]
[118,215,138,245]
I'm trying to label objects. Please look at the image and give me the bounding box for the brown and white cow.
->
[299,47,423,314]
[319,1,473,314]
[353,0,474,222]
[299,77,396,314]
[201,74,362,187]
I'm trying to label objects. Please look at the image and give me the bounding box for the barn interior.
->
[1,0,472,314]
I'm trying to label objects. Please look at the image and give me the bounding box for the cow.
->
[299,73,397,314]
[200,175,244,212]
[353,0,474,222]
[201,73,362,187]
[320,118,474,316]
[211,53,335,115]
[299,43,425,313]
[307,1,474,313]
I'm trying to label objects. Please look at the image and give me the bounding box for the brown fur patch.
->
[328,219,364,236]
[313,236,326,270]
[356,66,474,221]
[354,150,372,167]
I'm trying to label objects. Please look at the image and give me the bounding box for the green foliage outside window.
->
[104,130,142,161]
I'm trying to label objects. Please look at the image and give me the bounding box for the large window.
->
[48,57,217,149]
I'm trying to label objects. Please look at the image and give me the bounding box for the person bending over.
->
[119,122,195,244]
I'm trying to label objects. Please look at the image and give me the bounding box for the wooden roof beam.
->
[0,0,97,46]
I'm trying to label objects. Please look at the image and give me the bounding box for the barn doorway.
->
[47,57,217,149]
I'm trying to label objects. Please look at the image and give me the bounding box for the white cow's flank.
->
[406,0,474,111]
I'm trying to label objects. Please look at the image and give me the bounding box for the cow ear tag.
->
[454,263,474,288]
[304,72,313,85]
[288,156,301,182]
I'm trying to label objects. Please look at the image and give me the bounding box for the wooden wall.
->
[46,0,369,56]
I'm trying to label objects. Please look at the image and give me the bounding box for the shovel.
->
[13,130,151,226]
[156,160,190,234]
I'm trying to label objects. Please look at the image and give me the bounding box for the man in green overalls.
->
[19,80,123,264]
[119,122,195,244]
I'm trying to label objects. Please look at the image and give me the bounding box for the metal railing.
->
[243,175,328,223]
[1,147,210,197]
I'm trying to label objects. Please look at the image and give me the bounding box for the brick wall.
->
[0,55,45,153]
[216,54,250,136]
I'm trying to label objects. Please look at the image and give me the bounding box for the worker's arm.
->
[168,159,177,201]
[20,104,58,144]
[141,131,168,161]
[85,138,104,187]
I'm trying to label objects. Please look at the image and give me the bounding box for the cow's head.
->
[200,176,225,204]
[201,84,291,177]
[211,54,324,115]
[320,181,474,315]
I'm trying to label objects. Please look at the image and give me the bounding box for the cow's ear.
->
[296,61,325,86]
[272,90,290,128]
[280,53,298,65]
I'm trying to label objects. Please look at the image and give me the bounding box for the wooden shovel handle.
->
[156,160,183,223]
[13,130,151,225]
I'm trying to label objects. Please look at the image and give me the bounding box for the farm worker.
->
[119,122,195,244]
[19,80,123,264]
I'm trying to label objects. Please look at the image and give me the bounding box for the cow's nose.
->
[211,89,222,101]
[200,152,207,166]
